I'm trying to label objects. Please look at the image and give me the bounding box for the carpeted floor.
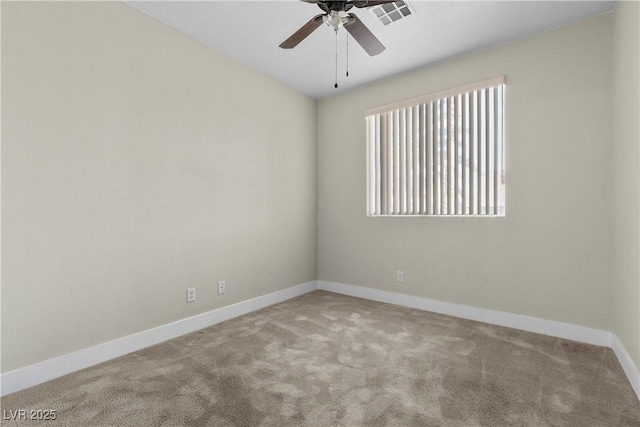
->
[1,290,639,426]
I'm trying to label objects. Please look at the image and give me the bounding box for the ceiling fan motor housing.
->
[319,2,355,13]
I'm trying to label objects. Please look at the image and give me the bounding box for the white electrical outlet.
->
[397,271,404,282]
[186,288,196,303]
[217,280,226,295]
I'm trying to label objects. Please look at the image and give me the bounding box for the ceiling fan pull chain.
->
[334,29,339,88]
[346,31,349,77]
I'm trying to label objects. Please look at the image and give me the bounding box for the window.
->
[365,76,505,216]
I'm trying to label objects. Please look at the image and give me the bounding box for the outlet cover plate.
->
[217,281,225,295]
[186,288,196,303]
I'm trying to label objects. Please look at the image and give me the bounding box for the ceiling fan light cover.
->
[323,10,351,30]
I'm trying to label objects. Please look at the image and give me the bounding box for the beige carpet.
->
[2,291,639,426]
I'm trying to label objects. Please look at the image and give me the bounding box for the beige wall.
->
[318,15,613,330]
[612,0,640,369]
[1,2,317,373]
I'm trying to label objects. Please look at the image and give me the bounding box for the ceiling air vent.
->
[370,1,415,26]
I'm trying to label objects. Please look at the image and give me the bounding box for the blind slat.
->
[367,117,376,216]
[400,108,406,214]
[493,87,500,214]
[425,103,431,215]
[442,98,448,214]
[392,111,396,213]
[413,105,420,215]
[485,89,491,214]
[477,90,483,215]
[434,101,440,215]
[450,96,457,215]
[407,107,413,214]
[469,92,476,214]
[462,93,468,215]
[374,116,380,214]
[381,113,388,214]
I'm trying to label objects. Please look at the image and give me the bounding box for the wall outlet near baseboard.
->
[186,288,196,303]
[218,281,226,295]
[397,271,404,282]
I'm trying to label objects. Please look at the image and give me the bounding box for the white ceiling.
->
[126,1,615,99]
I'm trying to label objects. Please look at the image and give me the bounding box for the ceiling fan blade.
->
[344,14,385,56]
[349,0,396,8]
[279,14,325,49]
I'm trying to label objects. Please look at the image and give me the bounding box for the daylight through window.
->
[366,76,505,216]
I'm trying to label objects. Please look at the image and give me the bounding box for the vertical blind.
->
[365,76,505,216]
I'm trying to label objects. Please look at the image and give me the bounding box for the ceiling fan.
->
[279,0,396,56]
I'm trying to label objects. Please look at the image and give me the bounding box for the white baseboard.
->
[0,281,317,397]
[318,281,640,401]
[318,281,612,347]
[612,333,640,400]
[4,279,638,403]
